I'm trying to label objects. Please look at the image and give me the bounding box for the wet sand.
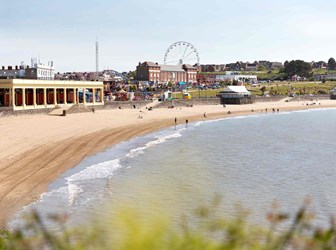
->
[0,99,335,227]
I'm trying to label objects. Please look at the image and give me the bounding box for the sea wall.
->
[289,95,330,102]
[254,96,286,102]
[101,100,152,110]
[154,98,220,108]
[0,107,54,117]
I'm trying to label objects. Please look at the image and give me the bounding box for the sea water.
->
[10,108,336,229]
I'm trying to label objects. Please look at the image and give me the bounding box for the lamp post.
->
[197,79,200,99]
[172,73,175,105]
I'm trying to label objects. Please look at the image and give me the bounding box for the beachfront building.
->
[136,61,197,84]
[0,79,104,111]
[218,86,254,104]
[0,59,54,80]
[216,71,258,83]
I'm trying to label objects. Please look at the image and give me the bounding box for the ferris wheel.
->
[164,41,200,66]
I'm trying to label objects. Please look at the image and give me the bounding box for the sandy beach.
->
[0,98,335,227]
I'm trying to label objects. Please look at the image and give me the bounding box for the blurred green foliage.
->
[2,198,336,249]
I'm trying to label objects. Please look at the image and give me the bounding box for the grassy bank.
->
[199,69,336,83]
[171,82,336,99]
[247,81,336,96]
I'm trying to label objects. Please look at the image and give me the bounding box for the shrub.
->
[3,199,336,250]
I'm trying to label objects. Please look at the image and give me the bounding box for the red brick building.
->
[136,61,197,84]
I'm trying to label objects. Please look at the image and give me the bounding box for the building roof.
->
[183,64,197,70]
[160,64,185,72]
[143,61,160,67]
[222,86,250,93]
[0,79,104,88]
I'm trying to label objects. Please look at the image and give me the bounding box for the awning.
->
[222,86,250,93]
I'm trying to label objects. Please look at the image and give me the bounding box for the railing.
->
[219,93,252,98]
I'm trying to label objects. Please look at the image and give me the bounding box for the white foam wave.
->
[126,146,147,158]
[194,107,336,127]
[193,121,203,127]
[125,130,183,159]
[59,159,123,207]
[60,129,184,187]
[194,117,228,126]
[293,107,336,113]
[230,114,262,120]
[277,111,291,115]
[9,187,70,229]
[68,183,83,207]
[67,159,122,182]
[293,109,311,113]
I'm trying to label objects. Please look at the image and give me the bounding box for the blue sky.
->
[1,0,336,72]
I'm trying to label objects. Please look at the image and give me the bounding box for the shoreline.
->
[1,99,336,228]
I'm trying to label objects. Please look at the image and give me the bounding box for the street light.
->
[197,79,200,99]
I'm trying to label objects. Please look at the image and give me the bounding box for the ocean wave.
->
[9,186,70,229]
[125,130,183,159]
[193,107,336,127]
[47,129,186,211]
[68,183,83,207]
[67,159,122,182]
[230,114,263,120]
[293,107,336,113]
[194,118,227,126]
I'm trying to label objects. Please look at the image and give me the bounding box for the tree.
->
[260,86,266,95]
[258,65,266,71]
[126,70,136,79]
[328,58,336,70]
[283,60,312,78]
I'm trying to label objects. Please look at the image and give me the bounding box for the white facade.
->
[36,64,54,80]
[31,59,54,80]
[216,72,257,83]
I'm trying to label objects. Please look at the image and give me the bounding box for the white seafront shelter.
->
[219,85,252,97]
[218,86,253,104]
[0,79,104,111]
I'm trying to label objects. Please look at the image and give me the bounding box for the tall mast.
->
[96,38,99,81]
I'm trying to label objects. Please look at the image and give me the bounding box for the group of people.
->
[303,102,321,106]
[174,117,189,127]
[257,108,280,113]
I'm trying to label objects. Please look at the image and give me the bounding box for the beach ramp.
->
[148,98,161,108]
[66,104,94,114]
[282,97,294,102]
[48,104,73,116]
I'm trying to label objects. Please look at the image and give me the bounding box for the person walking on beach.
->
[186,119,188,127]
[174,117,177,124]
[203,112,207,118]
